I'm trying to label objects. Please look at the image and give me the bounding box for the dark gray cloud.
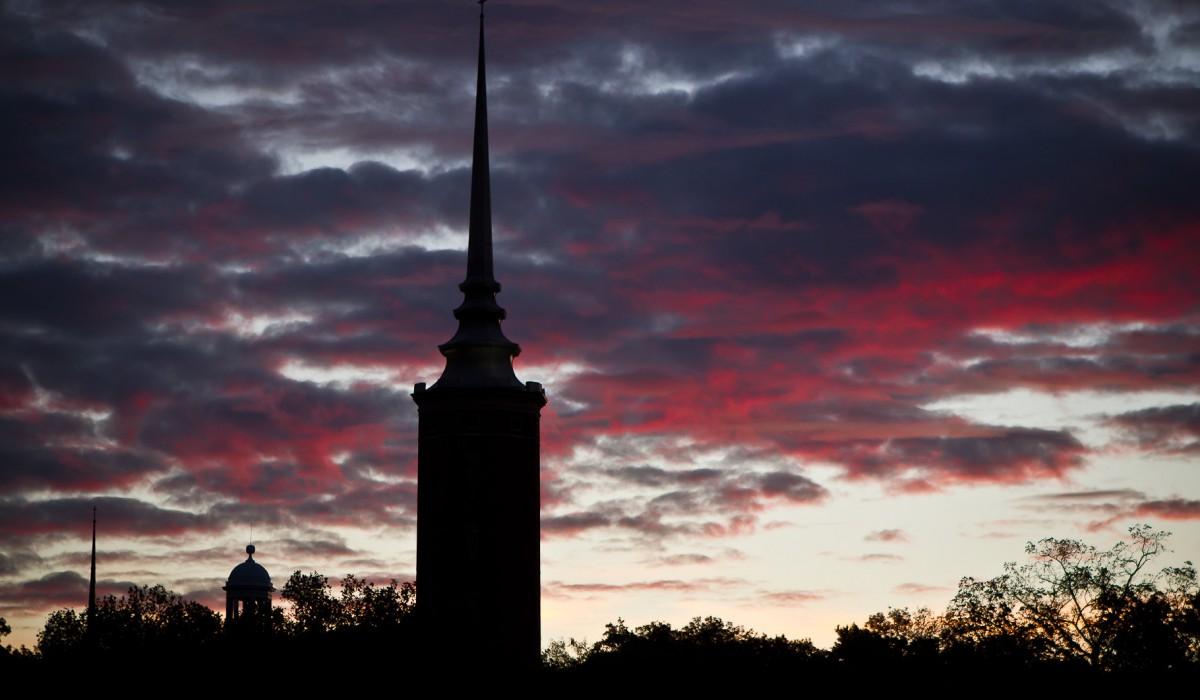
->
[605,465,723,488]
[0,496,218,543]
[1026,489,1146,502]
[0,571,138,614]
[1107,403,1200,453]
[0,547,42,577]
[868,429,1085,482]
[544,456,825,541]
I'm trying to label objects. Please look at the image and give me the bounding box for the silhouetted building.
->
[223,544,273,623]
[412,4,546,668]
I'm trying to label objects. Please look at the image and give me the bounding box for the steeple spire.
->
[466,0,495,288]
[431,0,523,389]
[88,506,96,619]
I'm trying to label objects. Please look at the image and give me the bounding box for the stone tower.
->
[411,3,546,668]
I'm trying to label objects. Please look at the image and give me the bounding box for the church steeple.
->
[411,3,546,669]
[432,0,523,389]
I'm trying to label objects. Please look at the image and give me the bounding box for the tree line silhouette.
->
[2,525,1196,679]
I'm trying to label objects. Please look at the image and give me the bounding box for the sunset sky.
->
[2,0,1199,650]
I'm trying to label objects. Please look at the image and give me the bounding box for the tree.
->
[280,571,342,635]
[36,609,86,660]
[339,574,415,633]
[942,572,1052,667]
[567,615,823,675]
[944,524,1197,670]
[279,570,416,640]
[35,585,222,661]
[0,615,38,674]
[106,584,223,649]
[542,637,592,670]
[833,606,943,669]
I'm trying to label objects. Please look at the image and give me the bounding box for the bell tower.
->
[412,1,546,668]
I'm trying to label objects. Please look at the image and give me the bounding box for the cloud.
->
[1025,489,1146,502]
[0,548,42,577]
[865,529,909,543]
[1106,403,1200,453]
[759,589,826,605]
[653,553,715,566]
[1132,498,1200,520]
[0,571,138,615]
[0,496,219,543]
[646,548,745,567]
[755,471,827,503]
[814,429,1087,488]
[544,449,827,541]
[541,511,615,538]
[1020,489,1200,530]
[857,553,904,563]
[0,417,168,491]
[604,466,723,488]
[894,582,947,595]
[543,576,745,599]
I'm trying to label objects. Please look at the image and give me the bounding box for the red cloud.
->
[1133,499,1200,520]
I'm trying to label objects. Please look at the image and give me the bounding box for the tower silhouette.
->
[412,2,546,668]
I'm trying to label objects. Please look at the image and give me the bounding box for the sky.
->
[1,0,1199,651]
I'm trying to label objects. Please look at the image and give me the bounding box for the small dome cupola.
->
[223,544,274,625]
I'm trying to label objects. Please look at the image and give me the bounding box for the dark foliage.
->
[5,572,420,682]
[0,616,37,674]
[5,525,1197,682]
[545,615,828,678]
[36,584,223,661]
[275,570,419,665]
[544,525,1199,679]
